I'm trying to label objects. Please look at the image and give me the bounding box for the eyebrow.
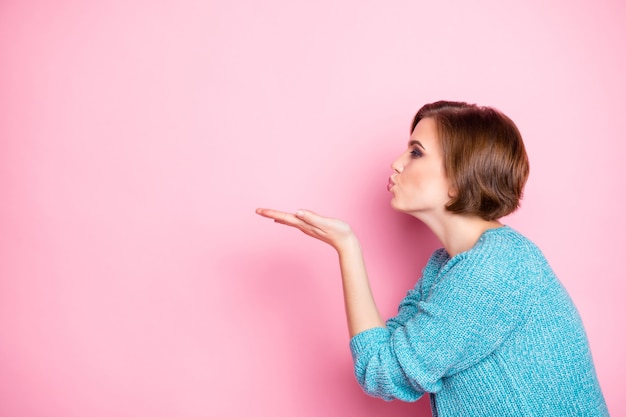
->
[408,140,426,150]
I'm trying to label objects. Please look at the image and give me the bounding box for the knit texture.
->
[350,226,608,416]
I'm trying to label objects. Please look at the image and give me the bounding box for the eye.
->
[410,148,423,158]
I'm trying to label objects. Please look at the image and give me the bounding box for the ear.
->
[447,183,458,199]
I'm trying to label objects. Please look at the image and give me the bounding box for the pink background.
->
[1,1,624,416]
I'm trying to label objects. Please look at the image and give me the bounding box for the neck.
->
[415,211,503,257]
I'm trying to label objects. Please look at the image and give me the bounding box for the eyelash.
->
[410,148,423,158]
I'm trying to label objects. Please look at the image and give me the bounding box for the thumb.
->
[295,209,320,223]
[295,209,326,228]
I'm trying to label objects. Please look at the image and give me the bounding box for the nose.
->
[391,154,404,173]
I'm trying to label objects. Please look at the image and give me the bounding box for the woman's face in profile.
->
[389,117,452,217]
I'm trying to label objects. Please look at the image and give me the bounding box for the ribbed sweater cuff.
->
[349,327,389,360]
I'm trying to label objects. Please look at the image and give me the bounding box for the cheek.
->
[402,166,426,187]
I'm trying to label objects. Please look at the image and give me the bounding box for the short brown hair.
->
[411,101,529,221]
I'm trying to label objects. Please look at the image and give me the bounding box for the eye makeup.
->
[410,148,423,158]
[408,140,425,158]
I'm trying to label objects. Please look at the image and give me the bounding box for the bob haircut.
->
[411,101,529,221]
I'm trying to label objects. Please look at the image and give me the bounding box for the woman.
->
[256,101,608,416]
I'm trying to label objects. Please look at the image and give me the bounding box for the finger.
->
[295,209,332,230]
[257,208,337,245]
[256,208,307,228]
[293,209,337,239]
[256,208,290,220]
[257,208,315,226]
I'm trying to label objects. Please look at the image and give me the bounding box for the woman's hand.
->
[256,207,384,336]
[255,208,356,253]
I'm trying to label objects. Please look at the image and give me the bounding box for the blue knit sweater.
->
[350,226,608,416]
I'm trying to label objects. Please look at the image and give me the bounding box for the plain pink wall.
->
[1,1,624,416]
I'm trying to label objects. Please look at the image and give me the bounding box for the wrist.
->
[335,233,361,256]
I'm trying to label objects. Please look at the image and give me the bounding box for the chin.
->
[390,199,408,213]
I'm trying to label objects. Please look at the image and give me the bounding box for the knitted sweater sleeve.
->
[386,249,448,333]
[350,237,534,401]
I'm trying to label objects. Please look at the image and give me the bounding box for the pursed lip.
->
[387,177,395,192]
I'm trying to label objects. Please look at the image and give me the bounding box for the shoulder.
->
[457,226,547,269]
[440,226,552,296]
[478,225,540,254]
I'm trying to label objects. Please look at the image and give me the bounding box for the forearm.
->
[337,236,385,337]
